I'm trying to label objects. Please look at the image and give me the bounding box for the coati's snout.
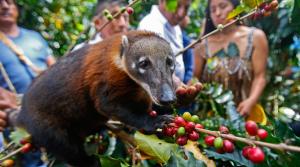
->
[121,33,177,105]
[159,83,176,105]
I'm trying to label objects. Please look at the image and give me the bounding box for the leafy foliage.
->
[9,128,30,146]
[166,151,206,167]
[17,0,97,56]
[134,131,178,164]
[165,0,178,13]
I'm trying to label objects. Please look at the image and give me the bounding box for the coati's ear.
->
[121,35,129,57]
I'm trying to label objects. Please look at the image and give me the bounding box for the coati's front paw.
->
[143,114,174,133]
[154,114,174,129]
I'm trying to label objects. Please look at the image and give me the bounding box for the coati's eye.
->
[166,57,175,72]
[138,59,151,69]
[166,57,174,67]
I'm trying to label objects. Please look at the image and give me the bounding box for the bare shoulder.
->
[254,28,267,41]
[239,26,267,43]
[194,41,206,58]
[249,27,267,40]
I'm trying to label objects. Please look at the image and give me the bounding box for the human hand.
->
[0,87,17,110]
[175,81,203,107]
[237,98,256,116]
[0,111,7,132]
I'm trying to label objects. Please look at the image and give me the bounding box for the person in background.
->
[194,0,268,116]
[0,0,55,166]
[73,0,129,50]
[179,15,194,84]
[138,0,192,83]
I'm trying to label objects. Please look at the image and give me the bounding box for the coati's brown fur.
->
[17,31,176,166]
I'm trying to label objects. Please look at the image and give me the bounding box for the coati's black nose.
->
[160,83,176,105]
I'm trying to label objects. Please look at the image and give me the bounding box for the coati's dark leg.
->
[105,105,173,133]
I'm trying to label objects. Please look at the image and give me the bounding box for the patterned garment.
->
[201,28,255,104]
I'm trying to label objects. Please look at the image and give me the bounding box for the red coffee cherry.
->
[126,7,134,15]
[188,131,199,141]
[248,147,265,164]
[204,135,215,146]
[185,122,195,133]
[242,146,252,159]
[245,121,258,136]
[176,136,188,146]
[223,140,235,153]
[219,125,229,134]
[174,116,186,127]
[149,110,157,117]
[195,123,204,129]
[21,143,32,153]
[257,129,268,140]
[163,127,174,137]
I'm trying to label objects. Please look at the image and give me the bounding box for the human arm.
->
[0,87,18,131]
[173,74,203,107]
[0,87,17,110]
[193,43,206,80]
[237,29,268,116]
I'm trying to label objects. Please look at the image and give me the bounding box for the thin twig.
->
[0,141,15,154]
[63,0,141,56]
[105,122,136,147]
[195,128,300,153]
[96,0,141,33]
[175,10,257,57]
[0,146,23,162]
[48,159,56,167]
[0,62,16,93]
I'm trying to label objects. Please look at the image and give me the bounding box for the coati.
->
[17,31,177,166]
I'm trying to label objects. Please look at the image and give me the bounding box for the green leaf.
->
[227,42,240,57]
[212,84,224,98]
[104,136,117,156]
[291,0,300,33]
[227,5,247,20]
[166,0,178,13]
[166,151,206,167]
[98,156,128,167]
[9,128,31,146]
[134,131,178,164]
[203,84,215,95]
[215,91,234,104]
[205,149,254,167]
[242,0,264,8]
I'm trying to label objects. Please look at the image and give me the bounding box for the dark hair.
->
[94,0,126,17]
[203,0,240,35]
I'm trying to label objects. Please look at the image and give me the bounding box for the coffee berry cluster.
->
[204,125,235,154]
[0,137,33,167]
[252,0,279,19]
[103,6,134,21]
[241,121,269,164]
[162,112,203,146]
